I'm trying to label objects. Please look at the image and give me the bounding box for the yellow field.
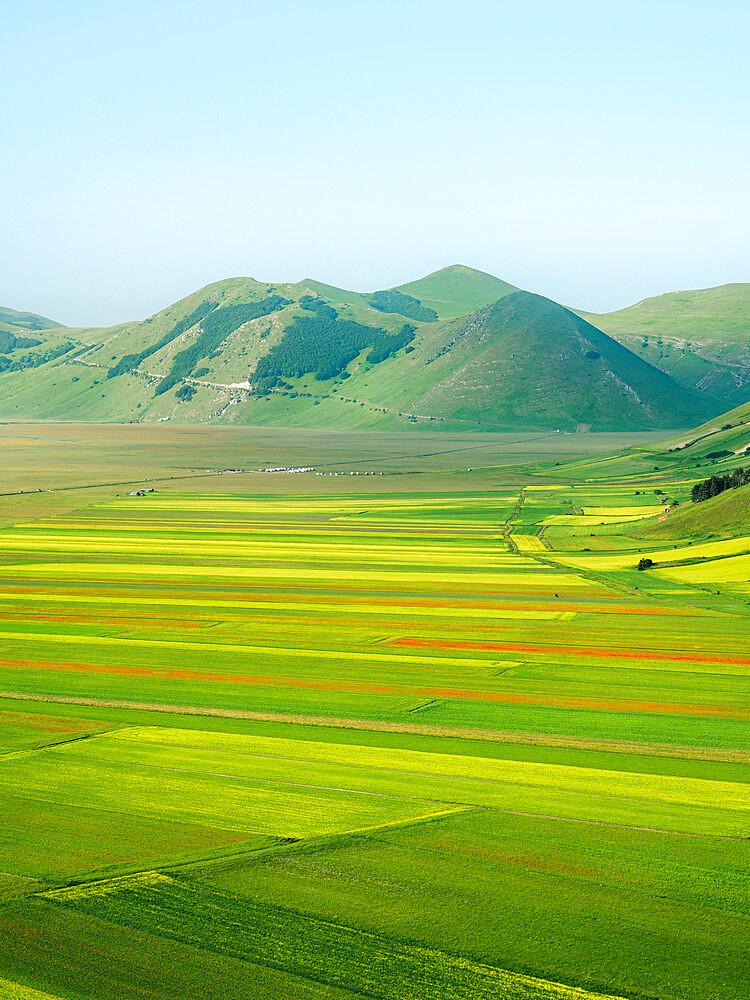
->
[655,553,750,589]
[510,533,547,552]
[551,536,750,572]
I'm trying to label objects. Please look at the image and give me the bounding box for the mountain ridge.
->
[0,305,65,332]
[0,267,732,431]
[578,282,750,406]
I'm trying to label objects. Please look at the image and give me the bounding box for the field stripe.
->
[2,692,748,763]
[0,562,587,588]
[394,636,750,668]
[0,593,569,622]
[0,632,494,669]
[0,979,67,1000]
[5,654,748,717]
[0,591,693,617]
[43,872,631,999]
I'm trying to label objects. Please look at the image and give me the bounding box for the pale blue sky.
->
[2,1,748,327]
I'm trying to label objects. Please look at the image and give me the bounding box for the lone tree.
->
[637,557,654,571]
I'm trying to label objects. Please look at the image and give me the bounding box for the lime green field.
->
[1,425,749,1000]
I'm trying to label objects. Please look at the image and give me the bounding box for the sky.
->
[2,0,749,327]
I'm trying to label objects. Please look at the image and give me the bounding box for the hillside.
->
[300,265,517,321]
[372,291,712,431]
[0,269,721,431]
[654,398,750,456]
[392,264,519,320]
[635,484,750,541]
[0,305,64,332]
[580,284,750,407]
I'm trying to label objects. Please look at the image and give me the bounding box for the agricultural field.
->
[0,425,749,1000]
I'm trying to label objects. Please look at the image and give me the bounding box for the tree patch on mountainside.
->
[368,289,438,323]
[254,298,415,382]
[0,331,42,354]
[108,301,215,378]
[155,295,289,395]
[0,340,77,373]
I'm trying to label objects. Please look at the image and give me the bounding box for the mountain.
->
[373,291,712,431]
[579,284,750,408]
[300,265,517,321]
[0,305,63,332]
[391,265,519,320]
[0,268,721,430]
[0,305,73,378]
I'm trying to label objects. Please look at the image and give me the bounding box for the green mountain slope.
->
[351,291,712,431]
[0,305,64,332]
[0,301,81,381]
[0,270,721,431]
[579,284,750,407]
[302,264,517,321]
[654,398,750,460]
[541,393,750,486]
[635,484,750,541]
[394,264,518,320]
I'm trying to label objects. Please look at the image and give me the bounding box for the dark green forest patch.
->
[254,298,415,382]
[155,296,289,396]
[369,289,438,323]
[108,301,215,379]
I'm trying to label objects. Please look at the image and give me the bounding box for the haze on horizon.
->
[2,0,749,328]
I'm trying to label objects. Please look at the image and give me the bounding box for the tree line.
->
[0,331,41,354]
[108,301,214,378]
[155,296,289,396]
[368,289,438,323]
[691,466,749,502]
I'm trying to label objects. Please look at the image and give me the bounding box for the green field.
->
[1,424,748,1000]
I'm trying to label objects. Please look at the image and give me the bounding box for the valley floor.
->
[0,425,747,1000]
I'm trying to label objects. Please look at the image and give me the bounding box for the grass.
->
[0,733,458,842]
[636,485,750,540]
[44,872,629,1000]
[392,265,518,320]
[0,979,66,1000]
[3,725,742,844]
[0,896,355,1000]
[198,809,750,1000]
[0,791,262,883]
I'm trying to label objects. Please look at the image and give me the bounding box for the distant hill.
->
[391,265,519,320]
[0,305,63,332]
[0,306,75,381]
[300,265,517,321]
[579,284,750,407]
[0,268,723,430]
[655,397,750,461]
